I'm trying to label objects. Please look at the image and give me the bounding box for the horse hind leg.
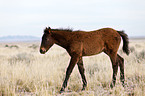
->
[77,57,87,90]
[117,54,125,87]
[106,53,119,88]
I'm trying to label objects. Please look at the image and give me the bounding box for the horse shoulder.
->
[66,41,83,57]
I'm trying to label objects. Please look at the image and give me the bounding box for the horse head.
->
[40,27,55,54]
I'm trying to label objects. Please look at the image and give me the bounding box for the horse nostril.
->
[40,49,45,54]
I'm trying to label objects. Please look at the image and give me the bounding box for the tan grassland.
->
[0,39,145,96]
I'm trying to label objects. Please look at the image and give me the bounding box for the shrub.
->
[130,46,135,53]
[8,53,34,64]
[135,50,145,62]
[28,44,38,49]
[5,44,19,48]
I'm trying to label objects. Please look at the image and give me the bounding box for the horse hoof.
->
[59,91,63,94]
[59,88,64,94]
[81,87,86,91]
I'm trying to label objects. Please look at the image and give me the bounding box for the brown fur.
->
[40,27,129,93]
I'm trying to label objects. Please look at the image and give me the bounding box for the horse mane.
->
[51,28,73,32]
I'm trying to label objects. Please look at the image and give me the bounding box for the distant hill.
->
[0,35,144,42]
[0,36,40,42]
[130,36,145,40]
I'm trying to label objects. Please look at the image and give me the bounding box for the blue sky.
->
[0,0,145,37]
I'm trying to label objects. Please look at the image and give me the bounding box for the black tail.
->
[117,30,130,55]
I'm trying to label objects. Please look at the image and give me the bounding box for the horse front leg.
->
[60,56,79,93]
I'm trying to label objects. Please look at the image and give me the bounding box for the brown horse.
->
[40,27,129,93]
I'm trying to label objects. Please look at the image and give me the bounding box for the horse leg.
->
[117,54,125,87]
[60,56,79,93]
[110,54,119,88]
[77,57,87,90]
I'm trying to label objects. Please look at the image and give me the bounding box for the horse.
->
[40,27,129,93]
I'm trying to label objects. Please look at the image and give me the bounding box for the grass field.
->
[0,40,145,96]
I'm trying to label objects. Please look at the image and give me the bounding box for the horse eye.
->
[45,38,49,41]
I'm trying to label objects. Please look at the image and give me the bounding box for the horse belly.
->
[82,41,104,56]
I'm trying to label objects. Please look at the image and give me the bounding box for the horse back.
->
[68,28,121,56]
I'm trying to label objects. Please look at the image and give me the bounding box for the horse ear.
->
[47,27,51,34]
[48,27,51,33]
[44,27,51,34]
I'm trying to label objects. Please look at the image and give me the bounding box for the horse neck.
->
[52,31,71,48]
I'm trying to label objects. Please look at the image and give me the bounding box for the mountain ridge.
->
[0,35,40,42]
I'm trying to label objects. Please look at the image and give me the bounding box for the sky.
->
[0,0,145,37]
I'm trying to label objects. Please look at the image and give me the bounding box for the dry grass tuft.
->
[0,40,145,96]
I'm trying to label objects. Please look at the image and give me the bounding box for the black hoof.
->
[81,87,86,91]
[59,88,64,94]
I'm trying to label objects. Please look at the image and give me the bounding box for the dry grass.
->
[0,40,145,96]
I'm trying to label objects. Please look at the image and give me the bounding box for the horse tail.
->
[117,30,130,55]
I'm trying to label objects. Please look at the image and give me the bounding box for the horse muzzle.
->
[40,48,46,54]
